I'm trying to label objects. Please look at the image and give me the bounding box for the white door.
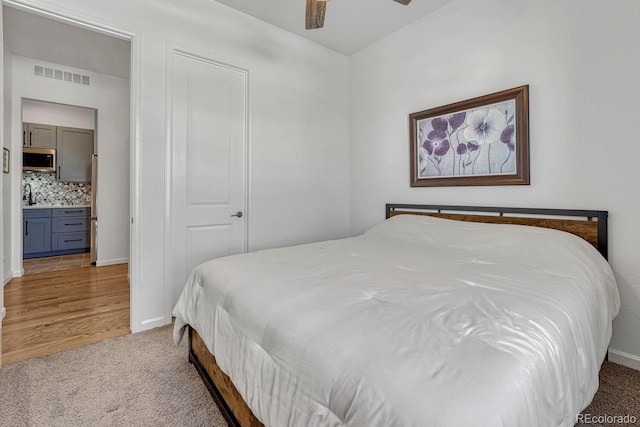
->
[166,50,247,307]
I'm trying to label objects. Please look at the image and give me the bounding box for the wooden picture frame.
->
[3,148,9,173]
[410,85,529,187]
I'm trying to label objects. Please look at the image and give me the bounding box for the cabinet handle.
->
[64,223,82,226]
[26,220,29,236]
[58,166,61,179]
[23,131,25,146]
[63,211,82,214]
[64,239,83,243]
[29,131,32,146]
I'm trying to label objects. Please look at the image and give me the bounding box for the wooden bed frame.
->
[188,204,609,427]
[189,327,264,427]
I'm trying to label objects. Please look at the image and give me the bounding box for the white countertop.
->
[23,205,90,209]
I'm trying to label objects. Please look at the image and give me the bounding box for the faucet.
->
[23,183,36,205]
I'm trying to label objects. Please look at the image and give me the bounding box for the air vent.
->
[34,64,90,86]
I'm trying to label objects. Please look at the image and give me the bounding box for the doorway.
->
[1,5,133,364]
[21,100,96,274]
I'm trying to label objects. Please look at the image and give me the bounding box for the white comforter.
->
[173,214,620,427]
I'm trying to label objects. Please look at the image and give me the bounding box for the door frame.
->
[1,0,141,330]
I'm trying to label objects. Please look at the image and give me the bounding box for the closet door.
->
[166,49,248,307]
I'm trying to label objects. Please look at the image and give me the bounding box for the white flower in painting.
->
[463,109,507,145]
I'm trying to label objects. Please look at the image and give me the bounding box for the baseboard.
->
[1,307,6,322]
[13,269,23,278]
[132,316,168,333]
[96,258,129,267]
[4,271,13,286]
[608,349,640,371]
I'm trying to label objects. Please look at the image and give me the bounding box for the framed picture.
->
[410,85,529,187]
[3,148,9,173]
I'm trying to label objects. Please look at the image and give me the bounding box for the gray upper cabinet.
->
[57,126,94,182]
[24,122,57,148]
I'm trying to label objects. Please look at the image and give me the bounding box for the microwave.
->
[23,148,56,172]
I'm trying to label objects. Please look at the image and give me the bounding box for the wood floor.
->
[2,263,130,366]
[23,252,93,275]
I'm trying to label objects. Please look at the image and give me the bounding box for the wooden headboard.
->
[386,204,609,259]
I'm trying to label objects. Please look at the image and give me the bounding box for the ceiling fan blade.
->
[306,0,326,30]
[393,0,412,4]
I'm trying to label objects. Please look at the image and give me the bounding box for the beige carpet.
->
[0,325,226,427]
[1,325,639,427]
[580,361,640,426]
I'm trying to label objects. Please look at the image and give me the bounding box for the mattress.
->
[173,214,620,427]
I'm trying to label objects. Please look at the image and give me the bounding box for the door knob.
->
[230,211,243,218]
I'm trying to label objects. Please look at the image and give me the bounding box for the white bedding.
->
[173,214,620,427]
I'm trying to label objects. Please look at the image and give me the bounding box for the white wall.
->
[22,99,95,129]
[349,0,640,366]
[10,55,130,271]
[7,0,351,332]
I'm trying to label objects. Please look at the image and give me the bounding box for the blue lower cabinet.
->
[52,207,90,218]
[23,217,52,254]
[23,207,90,258]
[52,232,89,251]
[52,217,90,233]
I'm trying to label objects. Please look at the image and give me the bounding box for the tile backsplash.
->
[22,171,91,206]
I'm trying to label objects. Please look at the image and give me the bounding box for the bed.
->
[173,204,620,427]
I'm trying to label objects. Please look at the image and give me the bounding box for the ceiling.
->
[2,0,452,74]
[214,0,454,55]
[2,6,131,79]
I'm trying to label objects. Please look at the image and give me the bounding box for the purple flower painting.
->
[410,86,529,187]
[417,99,516,179]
